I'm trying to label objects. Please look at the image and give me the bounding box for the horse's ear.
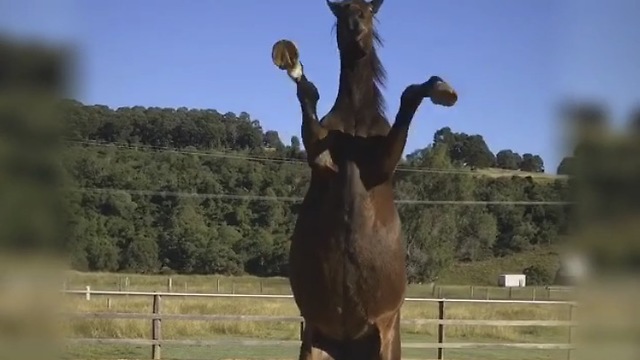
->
[326,0,341,17]
[369,0,383,14]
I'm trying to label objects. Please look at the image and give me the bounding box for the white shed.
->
[498,274,526,287]
[555,253,588,286]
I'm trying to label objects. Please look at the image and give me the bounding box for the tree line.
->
[60,100,572,282]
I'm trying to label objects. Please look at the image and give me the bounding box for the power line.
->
[66,187,574,206]
[65,139,471,174]
[64,139,532,176]
[64,139,304,165]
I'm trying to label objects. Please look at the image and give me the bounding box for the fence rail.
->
[63,288,578,305]
[61,289,578,360]
[63,312,577,327]
[62,275,576,301]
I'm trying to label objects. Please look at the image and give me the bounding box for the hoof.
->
[271,39,303,81]
[272,39,299,70]
[430,81,458,107]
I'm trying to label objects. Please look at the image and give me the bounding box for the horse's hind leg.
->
[376,310,401,360]
[298,325,335,360]
[299,320,399,360]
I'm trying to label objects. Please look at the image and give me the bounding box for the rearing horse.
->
[271,1,457,359]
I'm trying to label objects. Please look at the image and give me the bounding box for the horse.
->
[271,1,457,359]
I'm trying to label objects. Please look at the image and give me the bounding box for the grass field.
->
[63,245,571,301]
[437,247,563,286]
[62,293,572,360]
[58,271,576,360]
[64,341,571,360]
[473,167,567,181]
[64,272,573,301]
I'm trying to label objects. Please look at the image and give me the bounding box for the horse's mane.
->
[332,18,387,119]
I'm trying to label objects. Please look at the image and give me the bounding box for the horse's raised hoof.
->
[271,39,303,82]
[430,81,458,107]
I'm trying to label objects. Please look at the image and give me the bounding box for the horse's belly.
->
[289,220,407,340]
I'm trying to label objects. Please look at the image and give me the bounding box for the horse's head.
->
[327,0,383,59]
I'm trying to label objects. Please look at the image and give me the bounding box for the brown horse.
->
[271,1,457,359]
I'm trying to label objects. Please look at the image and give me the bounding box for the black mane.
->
[333,19,389,134]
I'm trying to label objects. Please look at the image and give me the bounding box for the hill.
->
[58,100,572,284]
[439,247,561,285]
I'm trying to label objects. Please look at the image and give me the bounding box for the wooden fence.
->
[62,276,576,301]
[62,289,579,360]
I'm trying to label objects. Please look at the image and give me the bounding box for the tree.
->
[85,236,120,272]
[432,127,495,168]
[121,236,159,273]
[523,265,553,286]
[432,126,455,147]
[160,201,215,273]
[496,149,522,170]
[460,135,496,168]
[58,100,571,279]
[455,208,498,261]
[402,207,457,283]
[290,136,301,151]
[519,153,544,172]
[556,156,574,175]
[631,108,640,135]
[263,130,284,150]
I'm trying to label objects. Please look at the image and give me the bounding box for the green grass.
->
[56,249,576,360]
[63,341,571,360]
[474,167,567,181]
[62,247,570,300]
[56,272,576,360]
[63,272,573,301]
[61,295,571,340]
[438,247,562,286]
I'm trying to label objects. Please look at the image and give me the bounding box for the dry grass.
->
[61,294,569,343]
[474,167,567,181]
[63,271,574,300]
[56,271,575,348]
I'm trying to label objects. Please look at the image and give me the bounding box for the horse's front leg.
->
[272,40,335,171]
[380,76,458,176]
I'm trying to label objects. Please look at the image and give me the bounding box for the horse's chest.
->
[297,182,401,255]
[300,197,402,275]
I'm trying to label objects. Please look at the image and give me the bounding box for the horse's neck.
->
[335,55,379,113]
[324,49,388,136]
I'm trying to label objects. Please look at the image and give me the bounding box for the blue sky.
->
[2,0,638,173]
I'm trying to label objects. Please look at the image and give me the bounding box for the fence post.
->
[470,286,474,298]
[566,304,576,360]
[437,300,446,360]
[85,286,91,301]
[167,277,172,293]
[299,316,305,341]
[152,293,162,360]
[216,278,220,293]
